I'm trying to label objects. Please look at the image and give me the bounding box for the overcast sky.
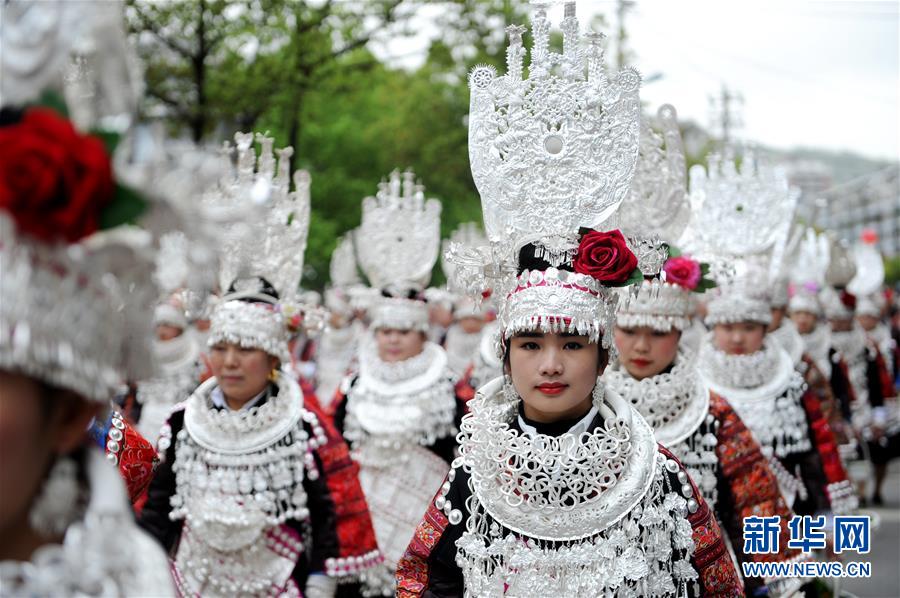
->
[374,0,899,162]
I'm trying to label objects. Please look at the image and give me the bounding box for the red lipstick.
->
[536,382,568,395]
[630,358,651,368]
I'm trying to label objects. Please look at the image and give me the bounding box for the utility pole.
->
[708,84,744,147]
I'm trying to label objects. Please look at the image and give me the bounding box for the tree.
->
[127,0,410,149]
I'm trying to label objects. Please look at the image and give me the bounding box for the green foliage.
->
[125,0,532,289]
[34,90,69,118]
[100,184,148,230]
[885,256,900,286]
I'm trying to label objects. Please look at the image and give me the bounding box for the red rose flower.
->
[0,107,114,243]
[572,229,638,284]
[839,290,856,310]
[663,256,702,291]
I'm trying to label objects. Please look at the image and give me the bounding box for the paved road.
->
[838,461,900,598]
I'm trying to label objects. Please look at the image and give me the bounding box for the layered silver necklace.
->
[799,325,832,379]
[345,338,457,466]
[443,377,701,597]
[769,320,804,366]
[0,451,174,597]
[166,374,328,596]
[443,323,483,376]
[605,351,719,509]
[697,336,811,461]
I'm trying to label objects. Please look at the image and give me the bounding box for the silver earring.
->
[502,374,519,402]
[591,376,605,406]
[29,456,80,537]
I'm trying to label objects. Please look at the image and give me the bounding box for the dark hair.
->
[226,276,280,303]
[380,285,422,301]
[516,242,576,276]
[0,106,24,127]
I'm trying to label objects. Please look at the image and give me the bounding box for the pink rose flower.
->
[663,256,701,291]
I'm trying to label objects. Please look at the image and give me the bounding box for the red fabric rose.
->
[0,107,113,243]
[663,256,702,290]
[572,229,638,284]
[839,290,856,310]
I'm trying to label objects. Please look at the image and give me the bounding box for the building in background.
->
[819,166,900,257]
[787,160,833,224]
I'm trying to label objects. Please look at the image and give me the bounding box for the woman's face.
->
[768,307,786,332]
[790,310,818,335]
[614,326,681,380]
[375,328,425,363]
[155,323,183,341]
[0,370,98,547]
[712,321,766,355]
[457,316,485,335]
[507,332,604,424]
[857,314,878,332]
[209,343,277,407]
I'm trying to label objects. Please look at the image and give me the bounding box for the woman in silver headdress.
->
[397,5,741,595]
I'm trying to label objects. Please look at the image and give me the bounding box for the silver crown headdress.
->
[683,150,799,325]
[0,3,228,402]
[467,1,641,248]
[611,104,704,331]
[449,3,642,349]
[824,237,856,289]
[324,232,362,315]
[442,222,487,288]
[614,105,690,246]
[356,169,441,331]
[787,228,829,316]
[847,233,884,297]
[330,233,361,288]
[203,132,313,363]
[847,232,885,319]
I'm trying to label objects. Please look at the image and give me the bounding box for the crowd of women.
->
[1,2,897,597]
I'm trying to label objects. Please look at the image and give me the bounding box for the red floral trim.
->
[800,390,853,499]
[710,393,803,565]
[396,482,450,598]
[658,445,743,597]
[301,391,382,578]
[109,410,159,512]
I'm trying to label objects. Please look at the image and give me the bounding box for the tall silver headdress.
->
[356,169,441,331]
[467,2,640,247]
[787,228,829,316]
[0,2,225,402]
[441,222,487,290]
[449,2,642,349]
[612,104,713,331]
[324,233,362,315]
[614,105,690,246]
[681,150,800,325]
[203,132,314,363]
[847,231,885,319]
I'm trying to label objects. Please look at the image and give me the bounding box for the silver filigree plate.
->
[356,169,441,290]
[615,104,690,244]
[683,151,799,259]
[467,5,641,246]
[461,377,658,541]
[202,132,310,303]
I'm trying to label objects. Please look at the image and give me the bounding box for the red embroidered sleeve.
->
[454,365,477,407]
[796,387,858,514]
[658,445,743,597]
[302,394,384,580]
[709,394,803,564]
[106,409,159,512]
[396,485,450,598]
